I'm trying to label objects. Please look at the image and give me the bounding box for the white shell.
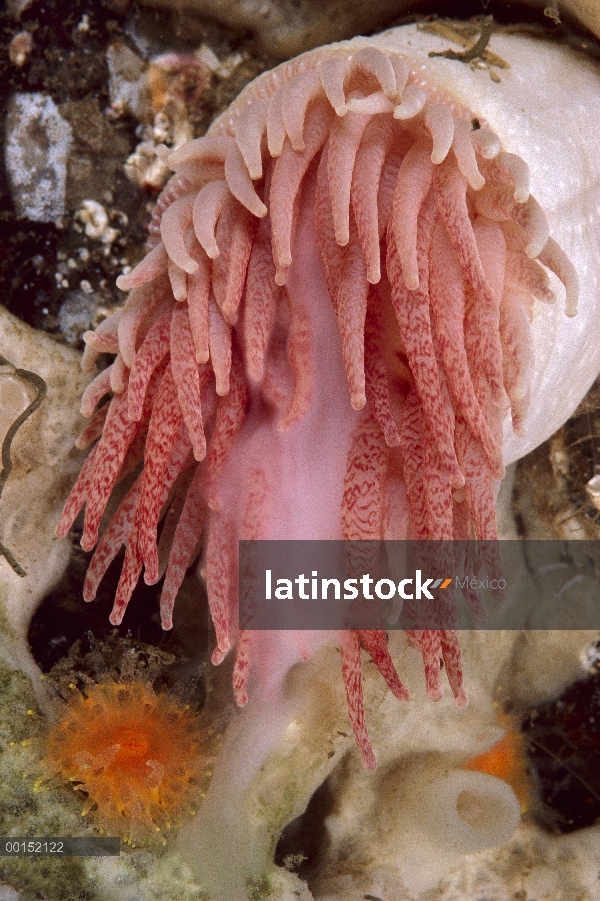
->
[363,25,600,466]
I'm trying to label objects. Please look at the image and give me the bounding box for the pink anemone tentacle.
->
[58,40,578,768]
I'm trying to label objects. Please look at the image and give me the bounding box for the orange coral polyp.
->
[45,678,202,841]
[114,729,150,762]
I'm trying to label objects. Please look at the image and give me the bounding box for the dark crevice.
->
[521,649,600,833]
[274,766,338,884]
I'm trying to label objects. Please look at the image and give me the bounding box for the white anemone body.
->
[362,26,600,465]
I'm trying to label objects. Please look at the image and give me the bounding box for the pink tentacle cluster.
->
[58,41,577,768]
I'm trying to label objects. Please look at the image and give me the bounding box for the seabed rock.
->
[132,0,600,59]
[175,630,600,901]
[0,306,91,701]
[4,94,73,226]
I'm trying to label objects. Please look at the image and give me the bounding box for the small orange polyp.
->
[464,729,530,808]
[44,677,207,843]
[113,729,149,763]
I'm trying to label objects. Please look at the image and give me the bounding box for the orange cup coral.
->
[44,668,208,843]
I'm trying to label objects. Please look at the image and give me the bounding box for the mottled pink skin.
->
[210,173,367,752]
[216,172,360,542]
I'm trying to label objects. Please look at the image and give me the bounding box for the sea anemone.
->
[57,22,600,768]
[42,635,213,843]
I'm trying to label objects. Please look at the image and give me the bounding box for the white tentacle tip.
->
[350,392,367,411]
[346,94,393,115]
[193,444,207,463]
[513,382,528,402]
[525,239,545,260]
[393,85,427,120]
[431,147,448,165]
[454,690,469,709]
